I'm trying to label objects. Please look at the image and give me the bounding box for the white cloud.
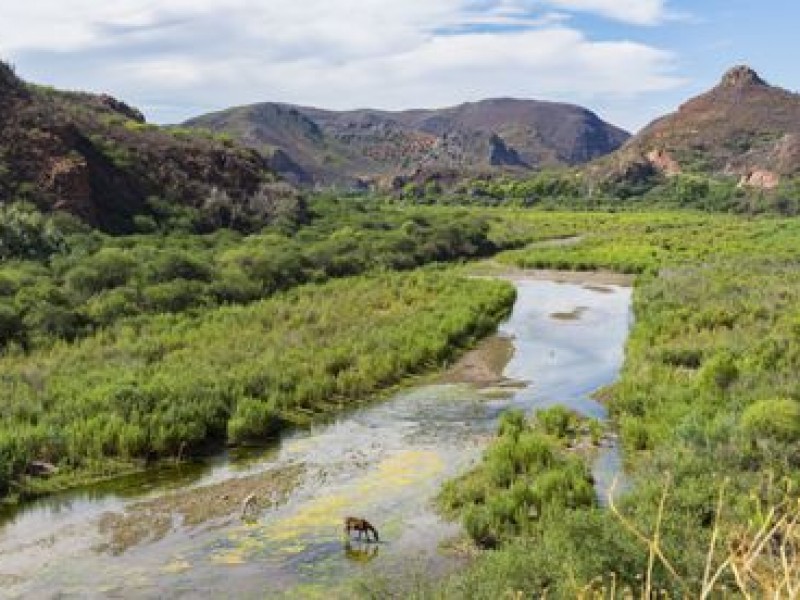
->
[543,0,668,25]
[0,1,683,129]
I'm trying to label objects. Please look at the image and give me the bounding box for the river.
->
[0,275,632,598]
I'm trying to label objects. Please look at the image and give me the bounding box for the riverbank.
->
[0,271,515,506]
[0,274,633,598]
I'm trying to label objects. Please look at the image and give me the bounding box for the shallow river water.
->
[0,277,632,599]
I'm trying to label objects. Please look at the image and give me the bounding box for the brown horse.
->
[344,516,379,542]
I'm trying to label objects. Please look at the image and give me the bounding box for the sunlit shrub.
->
[741,398,800,443]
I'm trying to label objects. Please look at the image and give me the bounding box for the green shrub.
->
[699,351,739,391]
[741,398,800,443]
[227,398,283,443]
[141,280,208,313]
[536,405,577,438]
[147,252,213,283]
[497,409,526,439]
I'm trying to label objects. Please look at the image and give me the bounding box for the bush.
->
[0,203,65,260]
[83,288,140,325]
[699,352,739,391]
[64,248,136,297]
[227,398,284,443]
[141,280,208,313]
[741,398,800,443]
[536,405,577,438]
[147,252,213,283]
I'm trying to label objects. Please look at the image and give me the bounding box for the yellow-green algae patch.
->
[210,450,445,565]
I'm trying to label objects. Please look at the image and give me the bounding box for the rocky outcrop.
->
[0,60,280,232]
[738,169,780,190]
[45,155,94,217]
[646,149,682,176]
[489,134,528,167]
[96,94,146,123]
[719,65,767,89]
[601,66,800,186]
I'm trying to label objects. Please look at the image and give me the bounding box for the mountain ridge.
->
[184,97,630,187]
[600,65,800,189]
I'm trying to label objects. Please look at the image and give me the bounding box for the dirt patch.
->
[550,307,588,321]
[440,335,520,388]
[96,464,304,555]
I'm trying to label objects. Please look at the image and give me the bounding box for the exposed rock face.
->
[185,98,629,186]
[646,149,682,176]
[489,134,528,167]
[604,65,800,185]
[738,169,780,190]
[46,155,93,217]
[720,65,767,89]
[0,61,278,232]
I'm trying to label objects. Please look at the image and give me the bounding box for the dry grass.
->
[575,477,800,599]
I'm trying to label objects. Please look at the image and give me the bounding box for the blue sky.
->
[2,1,797,131]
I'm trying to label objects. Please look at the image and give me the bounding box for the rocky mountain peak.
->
[719,65,767,89]
[0,61,22,94]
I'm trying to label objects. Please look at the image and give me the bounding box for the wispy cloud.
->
[1,1,683,129]
[542,0,669,25]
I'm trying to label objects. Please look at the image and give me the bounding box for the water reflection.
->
[344,541,380,563]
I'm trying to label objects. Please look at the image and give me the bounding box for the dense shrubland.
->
[0,197,517,352]
[0,271,515,499]
[498,210,800,274]
[0,197,535,500]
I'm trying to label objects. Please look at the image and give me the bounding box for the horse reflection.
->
[344,540,379,563]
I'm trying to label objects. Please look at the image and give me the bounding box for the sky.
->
[1,0,798,132]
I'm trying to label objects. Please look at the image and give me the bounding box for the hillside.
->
[602,66,800,189]
[0,62,300,233]
[184,98,629,187]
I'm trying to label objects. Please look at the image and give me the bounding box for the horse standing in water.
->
[344,517,379,542]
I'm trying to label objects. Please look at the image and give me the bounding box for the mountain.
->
[184,98,630,187]
[0,61,299,233]
[602,66,800,189]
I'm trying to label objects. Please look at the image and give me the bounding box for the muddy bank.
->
[97,464,304,555]
[466,261,635,287]
[439,335,518,388]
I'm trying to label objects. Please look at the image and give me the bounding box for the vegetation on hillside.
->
[0,60,285,233]
[390,168,800,215]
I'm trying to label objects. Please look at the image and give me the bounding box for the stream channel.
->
[0,274,633,599]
